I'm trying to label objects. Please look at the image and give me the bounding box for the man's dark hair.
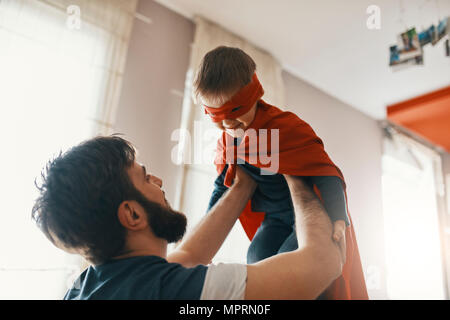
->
[193,46,256,101]
[32,135,142,265]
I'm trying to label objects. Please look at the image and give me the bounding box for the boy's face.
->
[200,93,257,138]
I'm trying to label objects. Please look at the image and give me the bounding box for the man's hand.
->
[234,166,257,191]
[333,220,346,265]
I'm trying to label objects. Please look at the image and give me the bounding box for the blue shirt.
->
[208,162,349,226]
[64,256,207,300]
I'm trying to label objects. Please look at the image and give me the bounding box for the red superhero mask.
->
[203,73,264,122]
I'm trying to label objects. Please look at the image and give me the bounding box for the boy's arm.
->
[167,167,256,268]
[206,166,228,212]
[307,175,348,261]
[307,176,349,225]
[245,175,343,299]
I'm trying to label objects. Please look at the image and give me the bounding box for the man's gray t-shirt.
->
[64,255,247,300]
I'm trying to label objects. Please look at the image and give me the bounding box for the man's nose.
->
[151,175,163,188]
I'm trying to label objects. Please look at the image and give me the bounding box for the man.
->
[32,135,343,299]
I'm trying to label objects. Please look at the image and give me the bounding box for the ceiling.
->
[155,0,450,119]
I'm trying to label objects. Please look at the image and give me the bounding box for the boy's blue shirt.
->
[208,161,350,226]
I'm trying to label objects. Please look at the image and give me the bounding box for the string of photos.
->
[389,0,449,71]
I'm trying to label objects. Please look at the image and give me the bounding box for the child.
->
[193,46,368,300]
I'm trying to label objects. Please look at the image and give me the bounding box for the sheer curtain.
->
[381,124,448,299]
[174,16,285,263]
[0,0,137,299]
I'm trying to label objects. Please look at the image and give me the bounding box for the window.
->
[0,0,130,299]
[382,135,446,299]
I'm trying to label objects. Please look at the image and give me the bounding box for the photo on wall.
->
[396,28,422,60]
[389,27,425,70]
[418,25,436,47]
[436,17,450,43]
[445,39,449,57]
[389,53,423,72]
[389,45,423,71]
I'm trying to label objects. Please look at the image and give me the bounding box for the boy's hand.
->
[333,220,346,265]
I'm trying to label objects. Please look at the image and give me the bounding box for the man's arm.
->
[245,175,342,299]
[167,168,256,268]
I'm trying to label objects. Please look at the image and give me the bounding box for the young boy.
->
[193,46,368,299]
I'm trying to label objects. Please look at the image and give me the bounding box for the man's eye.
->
[231,106,242,112]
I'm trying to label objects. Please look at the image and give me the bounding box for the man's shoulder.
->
[64,255,209,300]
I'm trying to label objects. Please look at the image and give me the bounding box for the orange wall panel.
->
[387,86,450,152]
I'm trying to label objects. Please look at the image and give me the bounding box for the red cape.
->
[215,100,368,300]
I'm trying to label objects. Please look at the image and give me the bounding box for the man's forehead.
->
[128,161,145,177]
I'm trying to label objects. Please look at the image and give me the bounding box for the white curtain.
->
[174,16,285,263]
[0,0,137,299]
[381,123,447,299]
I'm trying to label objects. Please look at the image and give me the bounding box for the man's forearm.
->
[174,181,254,265]
[284,175,342,284]
[284,175,336,249]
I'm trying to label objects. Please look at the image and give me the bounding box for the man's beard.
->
[133,190,187,243]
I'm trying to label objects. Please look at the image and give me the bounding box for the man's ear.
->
[117,200,147,231]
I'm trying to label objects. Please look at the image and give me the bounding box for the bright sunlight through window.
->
[0,1,108,299]
[382,143,445,299]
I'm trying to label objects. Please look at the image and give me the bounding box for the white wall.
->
[114,0,194,207]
